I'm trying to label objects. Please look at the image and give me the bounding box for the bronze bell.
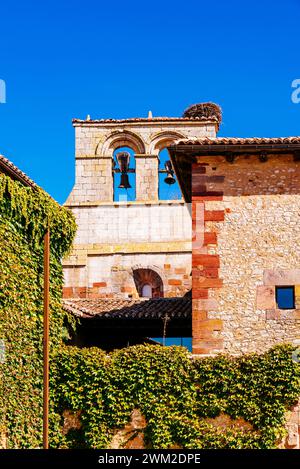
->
[116,151,132,189]
[118,173,132,189]
[117,151,130,172]
[164,160,176,185]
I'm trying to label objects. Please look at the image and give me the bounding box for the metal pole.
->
[43,227,50,449]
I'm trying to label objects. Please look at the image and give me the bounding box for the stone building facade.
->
[169,136,300,355]
[63,112,219,300]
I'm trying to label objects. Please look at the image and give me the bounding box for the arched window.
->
[113,146,136,201]
[141,284,152,298]
[133,268,164,298]
[158,148,182,201]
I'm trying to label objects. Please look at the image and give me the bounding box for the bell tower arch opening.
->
[158,148,182,200]
[113,146,136,201]
[149,131,185,201]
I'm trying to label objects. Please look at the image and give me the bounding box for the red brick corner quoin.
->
[192,162,224,355]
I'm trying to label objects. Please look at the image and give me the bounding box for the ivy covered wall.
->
[0,172,299,449]
[0,173,76,448]
[51,344,300,449]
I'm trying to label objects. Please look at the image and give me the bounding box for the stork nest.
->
[183,102,222,123]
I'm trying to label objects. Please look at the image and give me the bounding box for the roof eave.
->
[72,118,220,128]
[0,158,37,189]
[169,143,300,154]
[168,142,300,203]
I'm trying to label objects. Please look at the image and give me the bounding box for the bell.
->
[116,151,130,172]
[115,151,132,189]
[164,173,176,185]
[164,160,176,185]
[118,173,132,189]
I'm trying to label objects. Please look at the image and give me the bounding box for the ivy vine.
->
[50,344,300,449]
[0,173,76,448]
[0,173,299,449]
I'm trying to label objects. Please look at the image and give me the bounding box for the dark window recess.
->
[276,286,295,309]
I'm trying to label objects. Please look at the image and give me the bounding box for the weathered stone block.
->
[192,254,220,268]
[193,268,219,279]
[256,286,276,309]
[265,309,281,320]
[168,279,182,286]
[193,309,208,321]
[286,423,299,448]
[192,288,209,299]
[263,269,300,286]
[174,268,186,274]
[196,319,223,331]
[193,298,219,311]
[193,338,223,355]
[193,278,223,289]
[121,286,134,293]
[93,282,107,288]
[295,285,300,309]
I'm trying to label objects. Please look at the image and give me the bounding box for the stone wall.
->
[66,119,217,205]
[66,201,190,245]
[61,399,300,449]
[135,155,159,202]
[63,201,192,299]
[281,399,300,449]
[67,156,113,203]
[64,178,192,300]
[192,154,300,354]
[63,117,215,300]
[63,251,191,299]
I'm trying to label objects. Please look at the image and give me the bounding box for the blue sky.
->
[0,0,300,204]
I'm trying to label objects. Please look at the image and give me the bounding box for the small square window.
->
[275,286,295,310]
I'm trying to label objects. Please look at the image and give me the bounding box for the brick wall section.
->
[63,260,191,299]
[192,163,224,354]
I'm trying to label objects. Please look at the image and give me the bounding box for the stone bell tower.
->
[63,106,220,300]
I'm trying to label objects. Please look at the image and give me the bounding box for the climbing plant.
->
[51,343,300,449]
[0,172,299,449]
[0,173,76,448]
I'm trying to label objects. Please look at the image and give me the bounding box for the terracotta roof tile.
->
[63,297,191,320]
[72,116,219,125]
[0,154,37,188]
[172,136,300,146]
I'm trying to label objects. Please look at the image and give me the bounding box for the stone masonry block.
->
[286,424,299,448]
[193,268,219,278]
[192,254,220,268]
[295,285,300,309]
[196,319,223,331]
[265,309,281,320]
[193,278,223,289]
[168,279,182,286]
[193,298,219,311]
[264,270,300,286]
[256,286,276,309]
[192,288,209,299]
[192,338,223,355]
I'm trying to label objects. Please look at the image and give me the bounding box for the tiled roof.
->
[0,154,37,188]
[72,116,219,124]
[173,136,300,146]
[63,297,191,320]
